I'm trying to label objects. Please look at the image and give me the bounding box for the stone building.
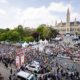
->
[55,8,80,34]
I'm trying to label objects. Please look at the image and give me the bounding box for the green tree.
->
[32,32,39,41]
[37,24,46,39]
[5,28,10,32]
[37,24,58,40]
[43,26,51,39]
[15,25,24,41]
[0,24,59,42]
[0,32,7,41]
[49,26,59,38]
[7,30,20,42]
[23,36,34,42]
[24,27,35,37]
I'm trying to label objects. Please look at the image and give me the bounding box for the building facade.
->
[55,8,80,34]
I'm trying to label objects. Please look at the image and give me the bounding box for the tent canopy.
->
[22,42,28,48]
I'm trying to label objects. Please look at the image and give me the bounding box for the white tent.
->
[33,40,37,45]
[44,39,48,44]
[22,42,28,48]
[39,39,43,44]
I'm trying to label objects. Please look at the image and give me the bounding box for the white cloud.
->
[13,5,61,28]
[6,6,60,28]
[0,0,7,3]
[0,1,80,29]
[0,9,6,16]
[48,2,72,13]
[15,2,73,28]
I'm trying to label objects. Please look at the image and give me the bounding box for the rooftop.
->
[56,21,80,27]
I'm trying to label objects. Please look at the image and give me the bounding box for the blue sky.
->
[0,0,80,28]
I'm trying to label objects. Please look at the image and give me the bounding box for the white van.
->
[16,71,35,80]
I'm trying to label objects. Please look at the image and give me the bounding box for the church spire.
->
[66,8,70,33]
[74,18,77,26]
[66,8,70,24]
[74,18,77,34]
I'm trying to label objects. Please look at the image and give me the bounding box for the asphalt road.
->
[0,62,16,80]
[0,62,10,80]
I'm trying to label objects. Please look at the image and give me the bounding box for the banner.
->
[20,53,25,66]
[16,56,20,69]
[16,49,25,69]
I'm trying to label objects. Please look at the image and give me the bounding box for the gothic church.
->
[55,8,80,34]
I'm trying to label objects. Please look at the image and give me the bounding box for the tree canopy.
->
[0,24,59,42]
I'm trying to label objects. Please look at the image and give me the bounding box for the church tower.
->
[60,20,62,34]
[66,8,70,33]
[74,18,77,34]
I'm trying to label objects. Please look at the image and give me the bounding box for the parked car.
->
[26,61,41,73]
[16,71,35,80]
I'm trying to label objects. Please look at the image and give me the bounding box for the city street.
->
[0,62,16,80]
[0,62,10,80]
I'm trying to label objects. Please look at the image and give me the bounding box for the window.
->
[29,65,35,68]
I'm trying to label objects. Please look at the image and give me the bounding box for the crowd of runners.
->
[0,35,80,80]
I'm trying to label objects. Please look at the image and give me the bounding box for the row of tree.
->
[0,24,59,42]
